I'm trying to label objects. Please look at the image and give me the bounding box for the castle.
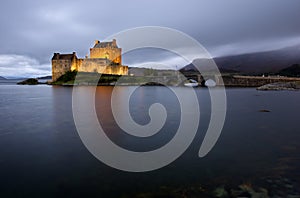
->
[52,39,128,81]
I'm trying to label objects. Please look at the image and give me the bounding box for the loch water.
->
[0,83,299,197]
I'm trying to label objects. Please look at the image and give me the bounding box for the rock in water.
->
[259,109,271,112]
[205,79,217,87]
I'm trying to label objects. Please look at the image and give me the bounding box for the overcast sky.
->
[0,0,300,77]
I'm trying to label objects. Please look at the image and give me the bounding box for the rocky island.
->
[17,78,39,85]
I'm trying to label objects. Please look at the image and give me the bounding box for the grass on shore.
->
[51,71,123,85]
[51,71,180,86]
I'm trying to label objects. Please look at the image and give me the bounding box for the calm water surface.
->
[0,84,299,197]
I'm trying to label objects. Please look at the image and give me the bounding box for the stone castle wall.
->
[52,59,72,81]
[71,58,83,71]
[89,48,121,64]
[78,59,128,75]
[52,56,128,81]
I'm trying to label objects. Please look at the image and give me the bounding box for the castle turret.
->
[52,53,60,60]
[112,39,117,47]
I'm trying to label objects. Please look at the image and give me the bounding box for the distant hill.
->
[276,64,300,77]
[180,58,240,74]
[180,44,300,75]
[0,76,7,80]
[215,45,300,74]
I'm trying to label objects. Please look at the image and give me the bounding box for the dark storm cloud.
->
[0,0,299,77]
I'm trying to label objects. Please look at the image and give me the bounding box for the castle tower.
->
[51,52,78,81]
[89,39,122,64]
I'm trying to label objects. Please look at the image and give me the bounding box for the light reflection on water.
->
[0,84,299,197]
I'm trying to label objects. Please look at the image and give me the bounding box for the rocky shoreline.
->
[257,82,300,91]
[127,176,300,198]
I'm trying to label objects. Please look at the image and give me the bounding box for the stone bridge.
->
[181,72,300,87]
[215,75,300,87]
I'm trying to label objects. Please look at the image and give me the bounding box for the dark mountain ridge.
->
[180,44,300,75]
[276,64,300,77]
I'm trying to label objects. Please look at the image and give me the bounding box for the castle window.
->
[105,52,109,59]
